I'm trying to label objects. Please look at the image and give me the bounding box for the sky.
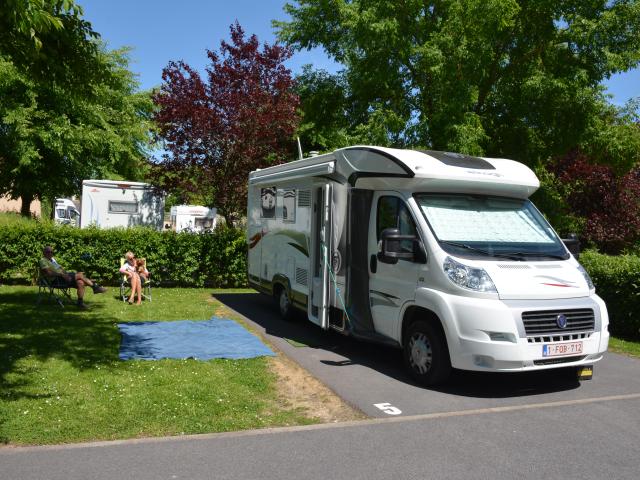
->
[79,0,638,105]
[79,0,339,89]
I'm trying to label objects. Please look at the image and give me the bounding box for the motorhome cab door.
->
[368,192,422,340]
[309,184,332,329]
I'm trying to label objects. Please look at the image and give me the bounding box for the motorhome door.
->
[367,192,421,339]
[309,183,332,329]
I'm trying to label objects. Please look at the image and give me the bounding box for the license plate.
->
[542,341,583,357]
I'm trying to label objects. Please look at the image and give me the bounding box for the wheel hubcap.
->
[409,333,432,374]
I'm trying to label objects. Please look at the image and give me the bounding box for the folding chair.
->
[36,268,74,307]
[120,258,152,302]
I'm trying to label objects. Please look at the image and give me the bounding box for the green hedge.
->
[3,223,637,337]
[0,223,247,288]
[580,250,640,339]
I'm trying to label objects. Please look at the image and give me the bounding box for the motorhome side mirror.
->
[562,233,580,260]
[379,228,418,263]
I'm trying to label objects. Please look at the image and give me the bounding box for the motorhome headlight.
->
[577,264,595,290]
[443,256,497,293]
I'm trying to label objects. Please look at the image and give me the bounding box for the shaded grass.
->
[0,286,313,445]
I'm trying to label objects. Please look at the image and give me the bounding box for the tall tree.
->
[295,65,409,153]
[277,0,640,163]
[0,1,154,215]
[295,66,351,152]
[152,22,299,225]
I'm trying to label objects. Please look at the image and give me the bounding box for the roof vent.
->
[420,150,496,170]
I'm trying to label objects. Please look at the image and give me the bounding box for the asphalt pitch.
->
[215,291,640,419]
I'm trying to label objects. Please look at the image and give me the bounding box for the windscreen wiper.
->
[501,251,569,260]
[440,241,524,261]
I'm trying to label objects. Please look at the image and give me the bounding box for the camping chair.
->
[120,258,152,302]
[36,267,74,308]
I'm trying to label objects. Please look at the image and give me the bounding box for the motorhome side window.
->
[109,201,138,214]
[377,196,417,254]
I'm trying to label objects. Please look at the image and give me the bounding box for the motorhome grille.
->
[497,264,531,269]
[527,332,592,344]
[522,308,595,336]
[295,267,308,286]
[297,190,311,207]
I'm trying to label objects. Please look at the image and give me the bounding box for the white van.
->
[54,198,80,226]
[247,146,609,385]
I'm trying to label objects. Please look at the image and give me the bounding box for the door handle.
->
[370,254,377,274]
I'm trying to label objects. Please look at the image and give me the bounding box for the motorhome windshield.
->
[415,194,569,260]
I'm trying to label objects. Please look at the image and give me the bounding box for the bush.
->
[0,223,247,288]
[580,250,640,339]
[550,150,640,254]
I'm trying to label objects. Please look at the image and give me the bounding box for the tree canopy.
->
[0,0,154,215]
[277,0,640,165]
[152,22,300,225]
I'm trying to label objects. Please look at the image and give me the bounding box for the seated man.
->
[39,245,107,309]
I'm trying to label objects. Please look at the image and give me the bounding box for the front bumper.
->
[417,290,609,372]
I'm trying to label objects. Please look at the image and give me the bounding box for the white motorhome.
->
[247,146,609,385]
[54,198,80,226]
[80,180,164,230]
[170,205,217,232]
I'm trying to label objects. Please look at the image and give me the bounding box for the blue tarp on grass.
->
[118,317,275,360]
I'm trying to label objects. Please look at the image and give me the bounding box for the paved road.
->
[2,395,639,480]
[2,291,639,480]
[215,292,640,418]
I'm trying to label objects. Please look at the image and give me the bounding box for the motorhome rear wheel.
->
[277,287,294,321]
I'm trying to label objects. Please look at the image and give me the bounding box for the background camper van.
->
[54,198,80,226]
[80,180,164,230]
[247,146,609,385]
[170,205,217,232]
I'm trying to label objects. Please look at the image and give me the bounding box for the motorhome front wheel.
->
[404,321,451,386]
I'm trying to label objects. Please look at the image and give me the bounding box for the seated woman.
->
[119,251,142,305]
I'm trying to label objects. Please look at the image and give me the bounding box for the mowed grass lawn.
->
[0,285,313,446]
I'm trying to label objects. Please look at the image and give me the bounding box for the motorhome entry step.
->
[329,309,348,334]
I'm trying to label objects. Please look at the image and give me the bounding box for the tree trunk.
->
[20,192,34,217]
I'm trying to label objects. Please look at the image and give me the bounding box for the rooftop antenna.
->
[296,137,303,160]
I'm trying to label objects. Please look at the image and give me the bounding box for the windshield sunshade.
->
[415,194,567,259]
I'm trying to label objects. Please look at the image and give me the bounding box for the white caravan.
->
[54,198,80,226]
[80,180,164,230]
[247,146,609,385]
[170,205,217,232]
